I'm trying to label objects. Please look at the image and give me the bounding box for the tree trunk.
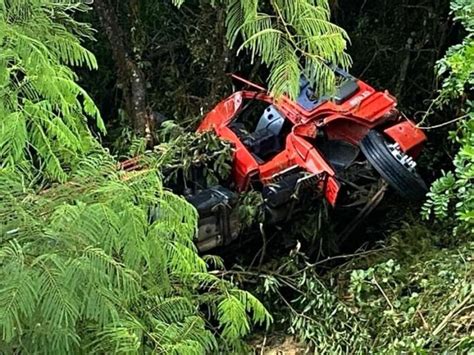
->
[93,0,151,140]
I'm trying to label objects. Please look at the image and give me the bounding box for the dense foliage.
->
[423,0,474,237]
[0,0,104,181]
[173,0,351,99]
[0,0,472,353]
[244,2,473,352]
[251,223,473,352]
[0,157,271,353]
[0,1,270,352]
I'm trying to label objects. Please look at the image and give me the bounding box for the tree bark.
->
[93,0,151,140]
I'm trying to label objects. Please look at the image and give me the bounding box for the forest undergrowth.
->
[0,0,472,353]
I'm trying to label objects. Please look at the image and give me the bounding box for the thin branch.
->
[433,291,473,336]
[416,114,470,130]
[372,277,394,311]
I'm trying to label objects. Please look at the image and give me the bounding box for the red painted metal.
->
[198,75,426,206]
[230,73,267,91]
[384,120,427,156]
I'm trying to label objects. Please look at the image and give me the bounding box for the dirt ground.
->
[250,334,308,354]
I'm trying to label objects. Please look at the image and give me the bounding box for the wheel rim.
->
[386,141,417,173]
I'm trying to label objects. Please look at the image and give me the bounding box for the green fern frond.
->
[148,296,195,324]
[0,156,272,352]
[92,317,144,354]
[0,241,39,343]
[221,0,351,98]
[202,254,225,270]
[217,295,251,343]
[230,289,273,328]
[0,0,104,181]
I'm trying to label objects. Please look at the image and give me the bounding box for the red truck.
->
[188,69,427,251]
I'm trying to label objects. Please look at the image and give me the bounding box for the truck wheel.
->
[360,130,427,200]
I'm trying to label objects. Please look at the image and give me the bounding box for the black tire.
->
[360,130,427,200]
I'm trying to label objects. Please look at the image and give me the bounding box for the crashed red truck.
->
[129,69,428,252]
